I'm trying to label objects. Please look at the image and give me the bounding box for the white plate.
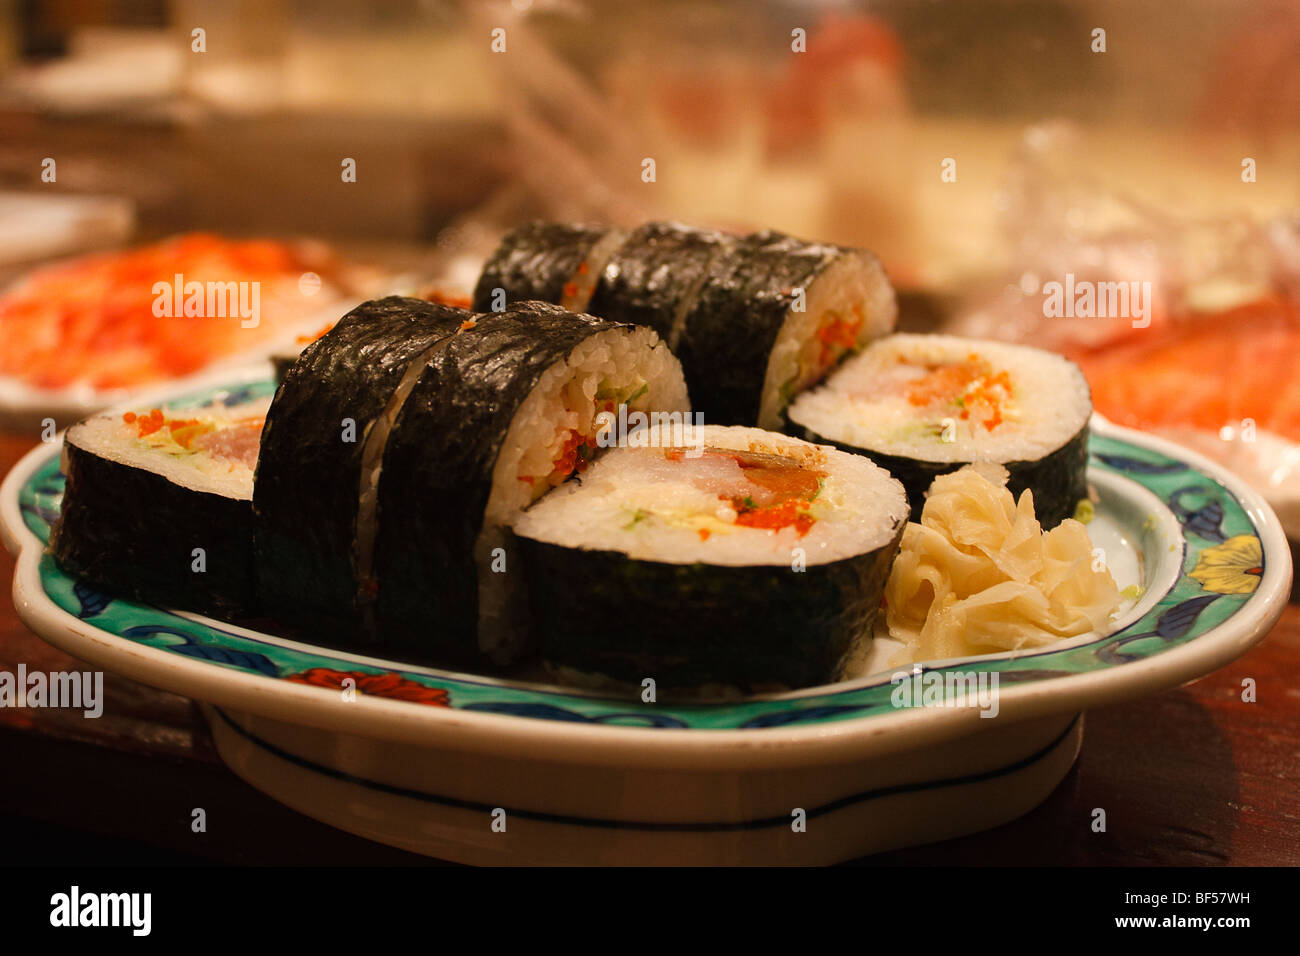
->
[2,387,1290,864]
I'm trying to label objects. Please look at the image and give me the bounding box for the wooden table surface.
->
[2,428,1297,866]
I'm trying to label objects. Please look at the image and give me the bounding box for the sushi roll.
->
[786,334,1092,527]
[512,424,907,694]
[254,297,467,641]
[269,289,473,385]
[676,229,896,429]
[472,221,627,314]
[374,301,689,666]
[50,396,268,618]
[584,221,736,345]
[472,221,897,429]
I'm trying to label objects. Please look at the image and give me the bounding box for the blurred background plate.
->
[0,191,134,265]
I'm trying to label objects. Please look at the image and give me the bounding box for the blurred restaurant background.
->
[3,0,1300,531]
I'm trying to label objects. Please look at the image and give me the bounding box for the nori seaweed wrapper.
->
[797,422,1091,529]
[51,441,256,618]
[253,296,466,642]
[516,522,905,693]
[474,223,868,428]
[585,221,735,344]
[676,230,845,426]
[472,222,610,312]
[372,301,623,664]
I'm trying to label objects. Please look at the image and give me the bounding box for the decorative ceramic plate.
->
[2,375,1290,864]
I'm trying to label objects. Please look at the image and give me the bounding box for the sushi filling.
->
[67,399,269,498]
[758,252,897,429]
[478,325,690,659]
[788,333,1091,463]
[660,446,825,539]
[900,354,1013,433]
[517,376,651,499]
[513,424,908,693]
[513,424,904,567]
[120,408,263,471]
[492,326,686,515]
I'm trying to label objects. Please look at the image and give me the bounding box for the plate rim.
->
[2,395,1291,770]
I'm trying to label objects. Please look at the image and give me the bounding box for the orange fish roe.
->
[123,408,215,447]
[906,355,1012,432]
[459,318,478,331]
[698,528,711,541]
[733,499,816,537]
[129,408,167,437]
[723,446,824,536]
[906,360,983,407]
[520,399,619,488]
[815,309,864,366]
[550,429,596,480]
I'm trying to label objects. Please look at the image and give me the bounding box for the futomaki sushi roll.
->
[676,229,896,429]
[254,296,468,643]
[471,221,898,429]
[472,221,627,314]
[512,424,907,694]
[584,221,736,344]
[255,296,690,667]
[786,334,1092,527]
[374,301,689,666]
[51,395,269,617]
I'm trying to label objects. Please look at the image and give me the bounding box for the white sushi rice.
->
[486,325,689,523]
[477,325,690,660]
[65,398,269,501]
[787,333,1092,463]
[512,424,906,567]
[757,250,897,430]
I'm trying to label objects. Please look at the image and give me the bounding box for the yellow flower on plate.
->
[1189,535,1263,594]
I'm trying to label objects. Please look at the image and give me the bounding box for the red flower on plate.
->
[285,667,450,707]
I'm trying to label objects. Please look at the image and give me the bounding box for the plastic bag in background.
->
[947,121,1300,536]
[948,120,1290,352]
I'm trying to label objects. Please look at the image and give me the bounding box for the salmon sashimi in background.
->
[0,234,350,391]
[1068,298,1300,442]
